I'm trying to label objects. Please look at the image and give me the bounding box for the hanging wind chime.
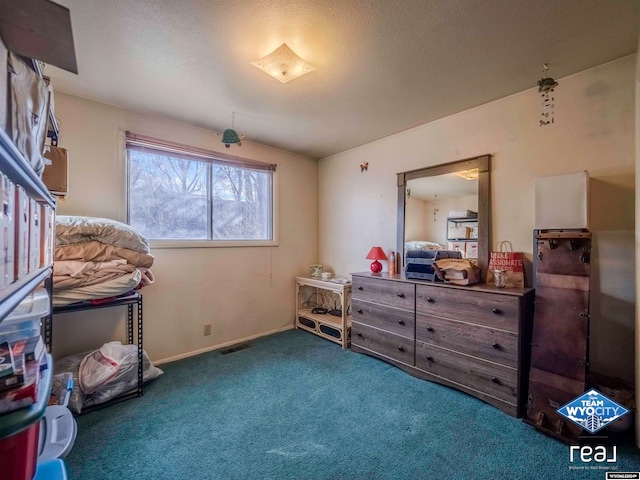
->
[538,64,558,126]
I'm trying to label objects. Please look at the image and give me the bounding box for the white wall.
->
[404,196,427,242]
[320,56,636,383]
[51,93,318,363]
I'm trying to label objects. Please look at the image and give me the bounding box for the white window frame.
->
[121,131,279,249]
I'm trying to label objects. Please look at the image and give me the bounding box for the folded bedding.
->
[52,270,142,307]
[405,240,443,251]
[55,216,154,267]
[53,259,136,290]
[53,216,155,305]
[55,241,154,268]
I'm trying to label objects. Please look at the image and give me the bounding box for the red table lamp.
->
[366,246,388,273]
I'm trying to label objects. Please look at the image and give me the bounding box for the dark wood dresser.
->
[351,272,535,417]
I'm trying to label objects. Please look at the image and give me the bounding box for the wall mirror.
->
[396,155,491,280]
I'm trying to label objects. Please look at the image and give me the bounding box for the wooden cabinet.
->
[351,272,534,417]
[524,230,591,444]
[351,275,415,365]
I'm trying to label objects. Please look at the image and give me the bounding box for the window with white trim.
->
[125,132,275,241]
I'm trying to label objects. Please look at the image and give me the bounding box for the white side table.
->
[295,276,352,348]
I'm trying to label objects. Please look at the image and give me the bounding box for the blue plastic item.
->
[34,458,68,480]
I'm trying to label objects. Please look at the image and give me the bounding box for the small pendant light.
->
[222,112,244,148]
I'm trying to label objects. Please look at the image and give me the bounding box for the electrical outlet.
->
[203,324,212,336]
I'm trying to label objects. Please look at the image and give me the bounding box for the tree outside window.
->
[127,148,273,241]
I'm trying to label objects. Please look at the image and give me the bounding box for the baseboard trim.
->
[154,325,295,365]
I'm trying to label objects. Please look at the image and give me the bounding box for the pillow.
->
[56,216,151,253]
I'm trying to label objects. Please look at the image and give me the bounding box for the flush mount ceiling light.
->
[454,169,479,181]
[251,43,315,83]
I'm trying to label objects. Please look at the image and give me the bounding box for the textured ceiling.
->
[47,0,640,159]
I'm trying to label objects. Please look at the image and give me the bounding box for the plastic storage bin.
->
[34,458,68,480]
[0,354,52,480]
[0,288,50,343]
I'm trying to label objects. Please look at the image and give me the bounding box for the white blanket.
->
[52,270,142,307]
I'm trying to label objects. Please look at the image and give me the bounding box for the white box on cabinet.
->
[535,171,589,230]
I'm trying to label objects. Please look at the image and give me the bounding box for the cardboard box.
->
[42,145,69,195]
[448,226,470,239]
[447,242,466,257]
[466,242,478,258]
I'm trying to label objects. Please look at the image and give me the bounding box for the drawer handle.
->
[357,309,363,314]
[426,326,434,332]
[491,377,501,385]
[357,332,364,338]
[397,292,405,298]
[492,308,502,315]
[358,286,363,290]
[398,320,405,325]
[425,297,434,303]
[398,346,405,352]
[426,356,434,362]
[492,343,501,349]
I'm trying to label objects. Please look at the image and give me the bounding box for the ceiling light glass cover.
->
[251,43,315,83]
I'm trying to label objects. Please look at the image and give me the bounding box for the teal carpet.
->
[65,329,640,479]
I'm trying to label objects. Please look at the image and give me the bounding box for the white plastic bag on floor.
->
[78,342,124,394]
[87,343,162,406]
[54,342,163,413]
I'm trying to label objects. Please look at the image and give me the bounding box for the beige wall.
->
[51,93,318,363]
[320,56,636,383]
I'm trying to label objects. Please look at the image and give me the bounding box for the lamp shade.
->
[366,247,388,261]
[366,246,388,273]
[222,128,241,148]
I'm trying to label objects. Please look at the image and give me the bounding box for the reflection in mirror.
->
[405,172,478,251]
[397,155,491,281]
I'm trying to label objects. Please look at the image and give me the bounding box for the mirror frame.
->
[397,154,491,281]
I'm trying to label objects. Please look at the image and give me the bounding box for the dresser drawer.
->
[352,321,415,366]
[352,276,415,311]
[416,284,520,332]
[352,299,414,338]
[416,313,518,368]
[415,341,517,405]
